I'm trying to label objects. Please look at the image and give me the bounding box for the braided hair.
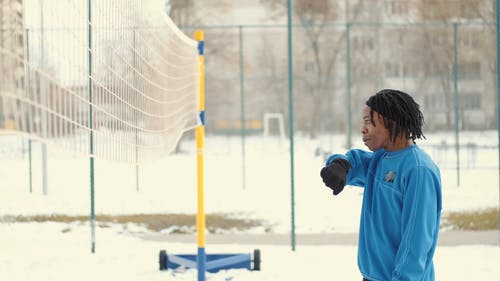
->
[365,89,425,143]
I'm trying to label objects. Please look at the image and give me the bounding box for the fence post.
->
[452,22,460,187]
[287,0,296,252]
[238,25,246,190]
[346,22,352,149]
[87,0,96,254]
[25,28,33,194]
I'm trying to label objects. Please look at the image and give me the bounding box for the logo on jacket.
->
[384,171,396,183]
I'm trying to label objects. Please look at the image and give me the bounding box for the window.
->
[422,0,482,20]
[304,61,315,73]
[459,0,481,19]
[358,2,380,21]
[430,32,451,47]
[385,62,401,77]
[458,61,481,79]
[422,1,460,20]
[385,1,409,16]
[352,36,374,51]
[402,63,420,77]
[424,94,447,111]
[352,65,376,80]
[398,31,405,45]
[425,61,450,77]
[458,31,480,48]
[459,93,481,110]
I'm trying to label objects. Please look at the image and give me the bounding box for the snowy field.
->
[1,131,499,280]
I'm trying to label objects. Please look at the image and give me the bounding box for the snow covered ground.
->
[1,131,499,280]
[1,222,499,281]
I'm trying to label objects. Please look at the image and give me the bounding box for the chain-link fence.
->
[195,22,495,138]
[178,21,498,180]
[1,20,497,166]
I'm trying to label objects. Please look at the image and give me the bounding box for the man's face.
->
[361,106,390,151]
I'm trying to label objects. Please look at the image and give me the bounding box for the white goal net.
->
[0,0,200,163]
[263,112,286,141]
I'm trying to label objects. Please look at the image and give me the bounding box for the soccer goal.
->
[263,112,286,142]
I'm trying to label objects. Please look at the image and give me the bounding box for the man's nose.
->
[361,125,367,134]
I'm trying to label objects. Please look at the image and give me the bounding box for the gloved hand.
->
[320,158,351,195]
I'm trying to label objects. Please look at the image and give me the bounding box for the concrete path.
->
[139,230,499,246]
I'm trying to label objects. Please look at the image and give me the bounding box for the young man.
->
[320,89,442,281]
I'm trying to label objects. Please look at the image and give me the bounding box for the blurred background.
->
[0,0,498,217]
[169,0,496,145]
[3,0,496,142]
[0,7,498,277]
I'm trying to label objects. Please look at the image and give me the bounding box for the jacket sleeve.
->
[325,149,374,188]
[392,166,442,281]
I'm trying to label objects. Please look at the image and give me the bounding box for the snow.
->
[1,131,499,280]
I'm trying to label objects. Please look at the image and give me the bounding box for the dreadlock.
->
[365,89,425,143]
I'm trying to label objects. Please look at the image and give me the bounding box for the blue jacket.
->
[326,144,442,281]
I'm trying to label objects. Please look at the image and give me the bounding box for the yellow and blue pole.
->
[194,30,206,281]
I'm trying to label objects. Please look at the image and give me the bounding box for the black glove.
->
[320,158,351,195]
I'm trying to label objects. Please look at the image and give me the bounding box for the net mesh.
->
[0,0,200,163]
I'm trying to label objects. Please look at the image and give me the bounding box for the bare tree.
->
[414,0,495,130]
[167,0,238,146]
[260,0,366,138]
[168,0,196,27]
[464,0,497,128]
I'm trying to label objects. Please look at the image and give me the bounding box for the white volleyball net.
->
[0,0,200,163]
